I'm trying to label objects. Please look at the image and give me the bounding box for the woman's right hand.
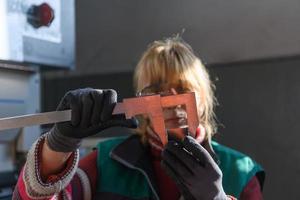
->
[47,88,138,152]
[39,88,138,181]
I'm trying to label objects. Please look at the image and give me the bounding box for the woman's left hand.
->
[161,136,228,200]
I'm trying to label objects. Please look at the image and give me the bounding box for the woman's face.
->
[163,106,187,129]
[157,87,194,140]
[141,85,206,149]
[162,105,189,141]
[139,83,200,140]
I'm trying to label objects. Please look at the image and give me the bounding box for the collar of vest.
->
[98,135,264,199]
[108,135,219,199]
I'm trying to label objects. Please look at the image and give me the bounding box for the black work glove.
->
[161,136,227,200]
[47,88,138,152]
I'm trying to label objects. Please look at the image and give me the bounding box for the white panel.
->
[0,0,75,68]
[0,68,41,171]
[0,1,10,60]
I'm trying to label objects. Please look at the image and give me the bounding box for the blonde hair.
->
[133,36,217,142]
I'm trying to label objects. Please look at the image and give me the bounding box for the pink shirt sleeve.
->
[240,176,264,200]
[13,168,72,200]
[12,134,79,200]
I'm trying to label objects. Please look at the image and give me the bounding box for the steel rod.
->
[0,103,124,131]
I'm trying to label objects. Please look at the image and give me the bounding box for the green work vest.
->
[96,136,264,199]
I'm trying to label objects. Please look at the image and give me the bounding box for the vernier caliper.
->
[0,92,199,146]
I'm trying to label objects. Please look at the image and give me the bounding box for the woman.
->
[13,37,264,200]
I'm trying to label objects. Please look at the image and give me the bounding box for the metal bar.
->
[0,110,71,131]
[0,103,124,131]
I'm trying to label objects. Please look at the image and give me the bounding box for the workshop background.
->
[1,0,300,199]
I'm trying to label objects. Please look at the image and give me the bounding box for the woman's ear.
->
[195,125,206,143]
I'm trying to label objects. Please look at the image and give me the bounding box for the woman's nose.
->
[175,106,187,118]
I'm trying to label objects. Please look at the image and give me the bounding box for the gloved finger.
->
[69,94,81,127]
[183,136,216,169]
[161,158,198,200]
[161,160,196,200]
[90,90,104,125]
[161,159,186,187]
[162,142,195,177]
[88,115,138,134]
[57,91,73,111]
[100,89,117,121]
[79,92,94,128]
[164,140,203,172]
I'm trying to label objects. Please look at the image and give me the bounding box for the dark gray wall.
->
[42,72,134,111]
[211,57,300,199]
[72,0,300,75]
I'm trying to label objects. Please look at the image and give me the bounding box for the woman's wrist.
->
[40,137,72,181]
[46,126,82,152]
